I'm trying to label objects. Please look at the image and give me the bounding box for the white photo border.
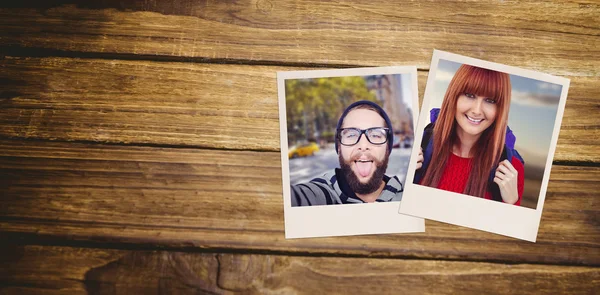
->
[399,50,570,242]
[278,66,425,239]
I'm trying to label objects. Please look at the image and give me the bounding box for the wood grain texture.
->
[1,57,598,162]
[0,1,598,293]
[0,57,281,151]
[0,139,598,265]
[0,1,598,75]
[1,244,598,295]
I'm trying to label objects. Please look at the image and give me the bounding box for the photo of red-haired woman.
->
[414,64,524,206]
[400,50,570,241]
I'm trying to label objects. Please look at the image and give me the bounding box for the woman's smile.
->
[465,114,484,124]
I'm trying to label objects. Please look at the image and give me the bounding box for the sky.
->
[427,59,562,168]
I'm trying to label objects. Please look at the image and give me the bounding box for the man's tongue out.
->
[355,160,373,177]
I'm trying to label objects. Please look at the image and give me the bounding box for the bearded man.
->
[291,100,404,206]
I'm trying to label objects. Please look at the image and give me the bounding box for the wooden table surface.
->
[1,1,598,294]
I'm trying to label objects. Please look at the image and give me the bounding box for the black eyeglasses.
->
[338,127,390,146]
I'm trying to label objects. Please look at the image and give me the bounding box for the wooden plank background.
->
[1,1,599,294]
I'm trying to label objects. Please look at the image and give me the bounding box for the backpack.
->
[414,108,524,202]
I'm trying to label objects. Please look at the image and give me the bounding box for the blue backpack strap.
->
[488,146,510,202]
[414,108,440,184]
[414,122,434,184]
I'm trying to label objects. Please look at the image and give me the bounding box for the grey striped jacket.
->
[291,168,403,207]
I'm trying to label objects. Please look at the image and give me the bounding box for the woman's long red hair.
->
[421,64,511,198]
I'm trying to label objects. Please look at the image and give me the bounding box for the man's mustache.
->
[349,152,378,162]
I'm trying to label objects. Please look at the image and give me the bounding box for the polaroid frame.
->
[399,50,570,242]
[278,66,425,239]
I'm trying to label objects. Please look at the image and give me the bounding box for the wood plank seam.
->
[1,237,598,269]
[0,135,281,153]
[0,46,365,70]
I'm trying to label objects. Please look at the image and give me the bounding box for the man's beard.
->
[339,151,389,195]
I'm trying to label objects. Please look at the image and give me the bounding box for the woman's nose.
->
[471,98,483,115]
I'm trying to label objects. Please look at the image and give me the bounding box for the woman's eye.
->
[485,98,497,104]
[464,93,475,98]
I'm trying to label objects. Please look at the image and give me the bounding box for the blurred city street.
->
[289,144,412,186]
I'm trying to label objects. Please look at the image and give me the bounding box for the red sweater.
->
[437,153,524,205]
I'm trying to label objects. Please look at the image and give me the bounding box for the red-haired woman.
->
[415,64,524,205]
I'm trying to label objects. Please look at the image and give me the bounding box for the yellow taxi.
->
[288,142,320,158]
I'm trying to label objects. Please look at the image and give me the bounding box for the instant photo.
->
[278,66,424,238]
[400,50,570,242]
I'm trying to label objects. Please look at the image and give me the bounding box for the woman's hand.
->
[416,147,424,170]
[493,159,519,204]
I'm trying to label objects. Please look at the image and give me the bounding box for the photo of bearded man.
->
[291,100,404,206]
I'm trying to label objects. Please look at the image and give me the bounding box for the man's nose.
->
[356,133,371,149]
